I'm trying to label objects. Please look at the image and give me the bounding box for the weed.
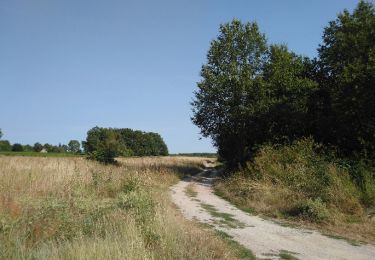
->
[201,203,246,228]
[215,230,256,259]
[279,249,299,260]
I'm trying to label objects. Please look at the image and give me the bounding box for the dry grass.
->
[215,174,375,243]
[214,140,375,244]
[0,156,237,259]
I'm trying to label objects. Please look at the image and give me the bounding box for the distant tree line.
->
[0,129,81,153]
[83,127,169,163]
[0,126,168,163]
[192,1,375,167]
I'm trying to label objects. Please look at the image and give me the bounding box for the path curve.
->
[170,170,375,260]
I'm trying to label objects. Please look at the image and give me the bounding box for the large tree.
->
[192,20,268,164]
[261,45,317,143]
[192,20,316,166]
[0,129,2,139]
[317,1,375,158]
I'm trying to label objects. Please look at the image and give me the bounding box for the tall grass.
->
[0,156,236,259]
[215,139,375,243]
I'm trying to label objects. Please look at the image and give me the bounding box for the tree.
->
[0,140,11,151]
[191,19,318,166]
[23,145,33,152]
[43,143,54,152]
[68,140,81,153]
[261,45,317,143]
[33,142,43,152]
[317,1,375,158]
[192,19,268,165]
[83,127,169,163]
[0,129,2,139]
[12,143,24,152]
[84,127,121,164]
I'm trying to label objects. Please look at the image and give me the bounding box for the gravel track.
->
[170,170,375,259]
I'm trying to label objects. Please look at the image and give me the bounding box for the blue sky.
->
[0,0,360,153]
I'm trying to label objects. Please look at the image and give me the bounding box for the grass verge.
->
[214,139,375,244]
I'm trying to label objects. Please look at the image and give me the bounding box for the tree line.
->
[0,127,169,162]
[192,1,375,167]
[83,127,169,163]
[0,130,81,153]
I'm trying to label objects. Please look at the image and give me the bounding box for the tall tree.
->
[192,19,268,165]
[318,1,375,158]
[261,45,317,143]
[0,129,2,139]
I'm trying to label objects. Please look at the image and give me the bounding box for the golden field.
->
[0,156,236,259]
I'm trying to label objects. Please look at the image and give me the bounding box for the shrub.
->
[288,198,330,222]
[216,138,370,223]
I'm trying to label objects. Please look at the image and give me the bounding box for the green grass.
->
[322,233,363,246]
[201,203,246,228]
[214,189,257,215]
[0,151,81,157]
[279,250,299,260]
[215,230,256,259]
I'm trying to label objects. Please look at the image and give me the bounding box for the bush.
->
[216,138,370,223]
[288,198,330,222]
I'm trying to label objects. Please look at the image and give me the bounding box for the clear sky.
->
[0,0,361,153]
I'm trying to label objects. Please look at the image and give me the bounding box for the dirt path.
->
[170,170,375,259]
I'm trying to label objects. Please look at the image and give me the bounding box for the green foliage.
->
[215,139,374,226]
[33,142,43,152]
[85,128,122,164]
[193,2,375,170]
[192,19,267,165]
[247,139,363,208]
[0,129,2,139]
[22,144,33,152]
[192,20,316,166]
[68,140,81,153]
[0,140,11,152]
[83,127,169,164]
[288,198,330,222]
[12,143,24,152]
[312,1,375,159]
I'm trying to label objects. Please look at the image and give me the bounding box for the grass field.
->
[0,156,238,259]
